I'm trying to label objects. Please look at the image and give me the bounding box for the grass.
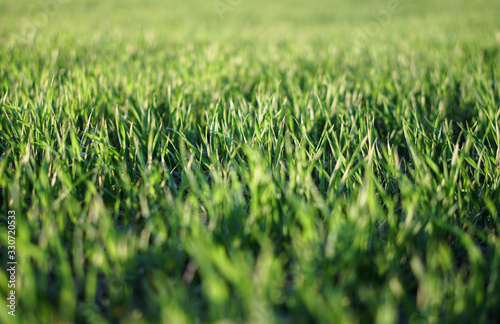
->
[0,0,499,323]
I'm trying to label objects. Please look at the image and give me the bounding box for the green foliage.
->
[1,0,499,323]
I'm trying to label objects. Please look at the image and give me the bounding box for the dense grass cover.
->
[1,0,500,323]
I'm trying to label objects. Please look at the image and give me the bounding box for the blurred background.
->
[1,0,499,47]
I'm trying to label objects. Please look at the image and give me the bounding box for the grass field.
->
[1,0,500,323]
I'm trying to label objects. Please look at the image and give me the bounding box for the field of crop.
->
[1,0,500,323]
